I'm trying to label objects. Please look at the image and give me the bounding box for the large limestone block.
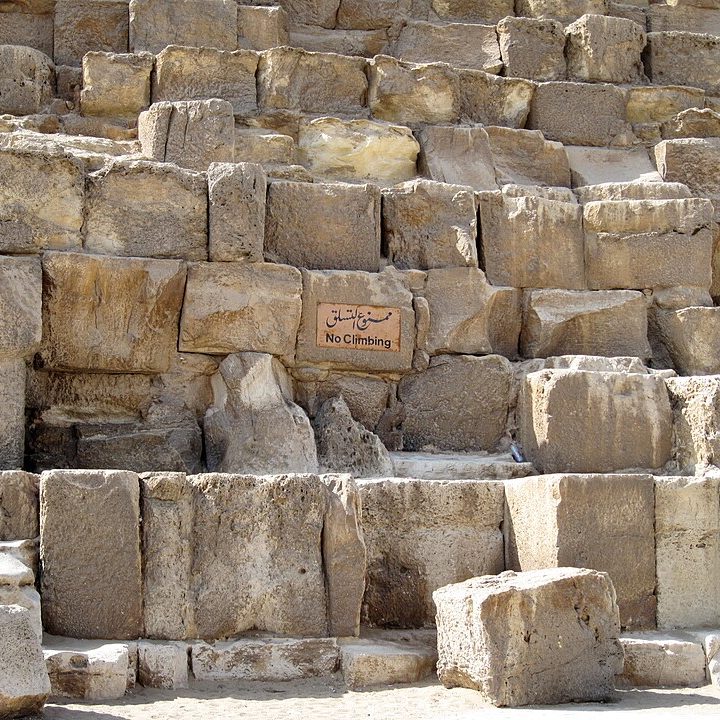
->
[129,0,237,54]
[139,99,235,172]
[566,14,645,83]
[392,21,502,73]
[53,0,129,67]
[382,179,477,270]
[81,52,153,119]
[497,16,566,81]
[528,81,630,147]
[655,138,720,203]
[478,191,585,289]
[519,369,673,473]
[0,255,41,359]
[575,181,694,204]
[153,45,258,114]
[0,11,53,57]
[41,253,186,374]
[653,307,720,375]
[655,476,720,629]
[517,0,609,23]
[179,262,302,356]
[0,44,53,116]
[237,5,289,50]
[649,3,720,34]
[566,146,660,187]
[40,469,143,639]
[0,359,25,471]
[0,471,38,540]
[286,24,389,57]
[0,555,41,639]
[85,159,207,260]
[434,568,623,706]
[336,0,408,29]
[505,474,656,629]
[138,641,188,689]
[359,478,504,627]
[423,268,521,357]
[0,605,50,718]
[429,0,513,22]
[627,86,705,126]
[208,162,266,263]
[234,128,295,165]
[258,47,367,115]
[265,181,381,272]
[280,0,340,28]
[457,68,535,128]
[204,353,318,475]
[520,289,650,359]
[662,108,720,140]
[398,355,512,452]
[296,269,416,374]
[297,117,419,184]
[646,32,720,95]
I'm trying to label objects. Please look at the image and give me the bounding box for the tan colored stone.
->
[335,0,407,28]
[0,359,25,471]
[458,69,535,128]
[653,307,720,375]
[288,24,389,56]
[0,471,38,541]
[280,0,340,28]
[497,16,566,81]
[517,0,609,23]
[646,32,720,95]
[430,0,513,21]
[656,138,720,204]
[566,146,660,187]
[648,3,720,33]
[0,44,53,116]
[179,262,302,356]
[138,641,188,689]
[0,539,37,582]
[0,555,41,640]
[0,255,41,359]
[235,129,295,165]
[238,5,289,50]
[662,108,720,139]
[574,181,693,203]
[627,86,705,125]
[0,11,52,57]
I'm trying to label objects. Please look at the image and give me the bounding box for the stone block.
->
[389,451,535,481]
[457,68,535,128]
[179,262,302,356]
[359,478,504,627]
[0,471,38,541]
[0,554,41,639]
[434,567,623,706]
[287,24,389,56]
[0,359,25,471]
[0,539,38,579]
[337,0,408,28]
[0,44,53,116]
[528,81,630,147]
[81,52,153,119]
[153,45,258,114]
[393,21,502,73]
[519,369,673,473]
[41,252,186,374]
[53,0,129,67]
[298,117,419,184]
[497,16,566,81]
[646,32,720,95]
[138,642,188,689]
[648,3,720,34]
[0,11,53,57]
[517,0,609,23]
[0,255,41,359]
[627,86,705,125]
[281,0,340,28]
[258,47,367,115]
[129,0,237,54]
[85,159,207,260]
[265,181,380,271]
[505,474,656,630]
[238,5,289,50]
[520,289,650,359]
[478,190,585,289]
[566,14,645,83]
[575,181,693,204]
[663,108,720,139]
[235,129,295,166]
[423,268,521,357]
[429,0,513,22]
[653,307,720,375]
[566,146,662,187]
[398,354,512,452]
[40,469,142,639]
[138,99,235,172]
[656,138,720,203]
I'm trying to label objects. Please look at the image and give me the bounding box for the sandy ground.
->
[38,678,720,720]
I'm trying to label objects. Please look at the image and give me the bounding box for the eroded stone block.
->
[0,255,41,359]
[646,31,720,95]
[653,307,720,375]
[0,471,38,541]
[0,44,53,116]
[0,359,26,471]
[497,16,566,81]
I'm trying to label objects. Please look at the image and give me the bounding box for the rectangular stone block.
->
[40,252,186,373]
[646,32,720,95]
[0,255,41,359]
[0,11,53,56]
[505,473,656,630]
[238,5,289,50]
[0,471,38,541]
[497,16,566,82]
[85,159,207,260]
[0,359,25,471]
[179,262,302,356]
[358,478,504,627]
[457,69,534,128]
[627,86,705,126]
[656,138,720,204]
[648,4,720,34]
[138,641,188,689]
[40,469,142,639]
[265,181,381,272]
[517,0,609,24]
[653,306,720,375]
[0,45,53,116]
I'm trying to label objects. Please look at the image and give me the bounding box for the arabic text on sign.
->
[316,303,401,353]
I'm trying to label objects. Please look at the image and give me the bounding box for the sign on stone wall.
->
[316,303,401,352]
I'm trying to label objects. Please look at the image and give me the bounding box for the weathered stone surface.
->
[653,307,720,375]
[139,99,235,171]
[458,68,535,128]
[265,181,380,271]
[505,474,656,630]
[0,605,50,717]
[517,0,609,23]
[655,476,720,629]
[235,128,295,165]
[648,3,720,34]
[575,181,693,204]
[0,12,52,57]
[153,45,258,114]
[528,82,630,147]
[398,355,512,452]
[85,159,207,260]
[0,44,53,116]
[519,369,673,473]
[566,146,661,187]
[0,554,41,639]
[129,0,237,54]
[434,567,623,706]
[566,14,645,83]
[423,268,521,357]
[627,86,705,125]
[0,359,25,471]
[393,21,502,72]
[359,478,504,627]
[497,16,566,81]
[238,5,289,50]
[478,190,585,289]
[258,47,367,114]
[296,269,416,374]
[192,638,339,681]
[179,262,302,356]
[298,117,419,184]
[656,138,720,204]
[646,32,720,95]
[390,451,535,481]
[204,353,318,475]
[0,539,38,579]
[280,0,340,28]
[138,642,188,689]
[0,255,41,359]
[208,162,266,263]
[41,252,186,374]
[40,469,142,639]
[0,472,38,541]
[287,24,389,56]
[520,289,650,359]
